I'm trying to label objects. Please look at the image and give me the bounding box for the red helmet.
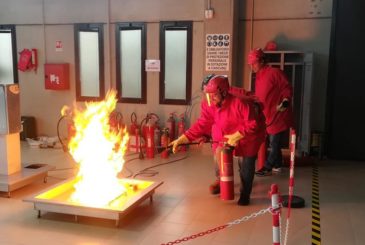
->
[264,41,277,51]
[203,75,229,94]
[248,48,265,64]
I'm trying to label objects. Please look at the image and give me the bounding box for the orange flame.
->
[67,90,129,207]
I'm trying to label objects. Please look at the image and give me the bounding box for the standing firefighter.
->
[170,75,266,205]
[248,48,294,177]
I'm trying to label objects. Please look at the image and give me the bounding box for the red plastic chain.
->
[161,224,229,245]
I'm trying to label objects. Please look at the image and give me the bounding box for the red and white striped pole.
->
[287,128,296,218]
[270,184,281,245]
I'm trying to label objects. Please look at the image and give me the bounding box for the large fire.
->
[66,90,129,207]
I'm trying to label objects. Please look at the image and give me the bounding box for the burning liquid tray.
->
[24,178,163,226]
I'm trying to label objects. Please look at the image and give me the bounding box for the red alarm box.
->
[44,63,69,90]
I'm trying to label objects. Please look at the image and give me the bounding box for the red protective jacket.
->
[255,66,294,134]
[184,94,266,157]
[229,86,250,97]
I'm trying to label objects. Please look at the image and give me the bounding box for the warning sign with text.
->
[205,34,230,71]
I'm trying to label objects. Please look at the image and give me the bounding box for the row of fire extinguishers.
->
[127,112,186,159]
[65,110,186,158]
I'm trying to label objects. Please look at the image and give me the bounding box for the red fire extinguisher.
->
[60,106,75,145]
[154,121,161,148]
[154,126,161,148]
[145,118,155,159]
[160,128,170,159]
[18,48,38,72]
[109,111,125,133]
[219,144,234,200]
[166,113,176,142]
[142,113,153,140]
[129,112,138,135]
[177,113,186,152]
[128,128,145,153]
[67,121,76,142]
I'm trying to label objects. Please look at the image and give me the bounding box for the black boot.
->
[237,194,250,206]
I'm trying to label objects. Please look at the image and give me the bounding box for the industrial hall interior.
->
[1,0,364,244]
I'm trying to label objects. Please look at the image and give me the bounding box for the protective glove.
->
[169,134,189,153]
[224,131,244,147]
[276,98,290,112]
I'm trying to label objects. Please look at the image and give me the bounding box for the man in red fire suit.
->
[170,75,266,205]
[248,48,294,176]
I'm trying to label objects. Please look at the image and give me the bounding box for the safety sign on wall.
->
[56,40,63,52]
[145,59,160,72]
[205,34,230,71]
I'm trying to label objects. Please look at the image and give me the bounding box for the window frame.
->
[115,22,146,104]
[74,23,105,102]
[159,21,192,105]
[0,25,18,84]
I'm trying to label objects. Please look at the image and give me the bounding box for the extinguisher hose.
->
[56,115,69,152]
[132,155,189,178]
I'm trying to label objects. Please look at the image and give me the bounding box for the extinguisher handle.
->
[223,142,235,150]
[131,112,137,123]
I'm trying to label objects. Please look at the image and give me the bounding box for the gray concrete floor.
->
[0,142,363,244]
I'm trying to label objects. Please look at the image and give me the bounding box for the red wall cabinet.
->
[44,63,69,90]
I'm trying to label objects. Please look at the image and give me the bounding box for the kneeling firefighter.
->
[170,75,266,205]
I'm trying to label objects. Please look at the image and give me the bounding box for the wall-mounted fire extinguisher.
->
[18,48,38,72]
[145,117,155,159]
[166,113,176,142]
[160,128,170,159]
[177,113,186,152]
[129,112,138,135]
[219,144,234,200]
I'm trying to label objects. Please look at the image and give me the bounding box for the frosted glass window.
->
[116,23,146,104]
[160,22,192,105]
[0,33,13,84]
[79,31,99,97]
[75,24,104,101]
[120,30,141,98]
[0,26,17,84]
[165,31,187,100]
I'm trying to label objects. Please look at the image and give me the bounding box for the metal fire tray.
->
[24,177,163,226]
